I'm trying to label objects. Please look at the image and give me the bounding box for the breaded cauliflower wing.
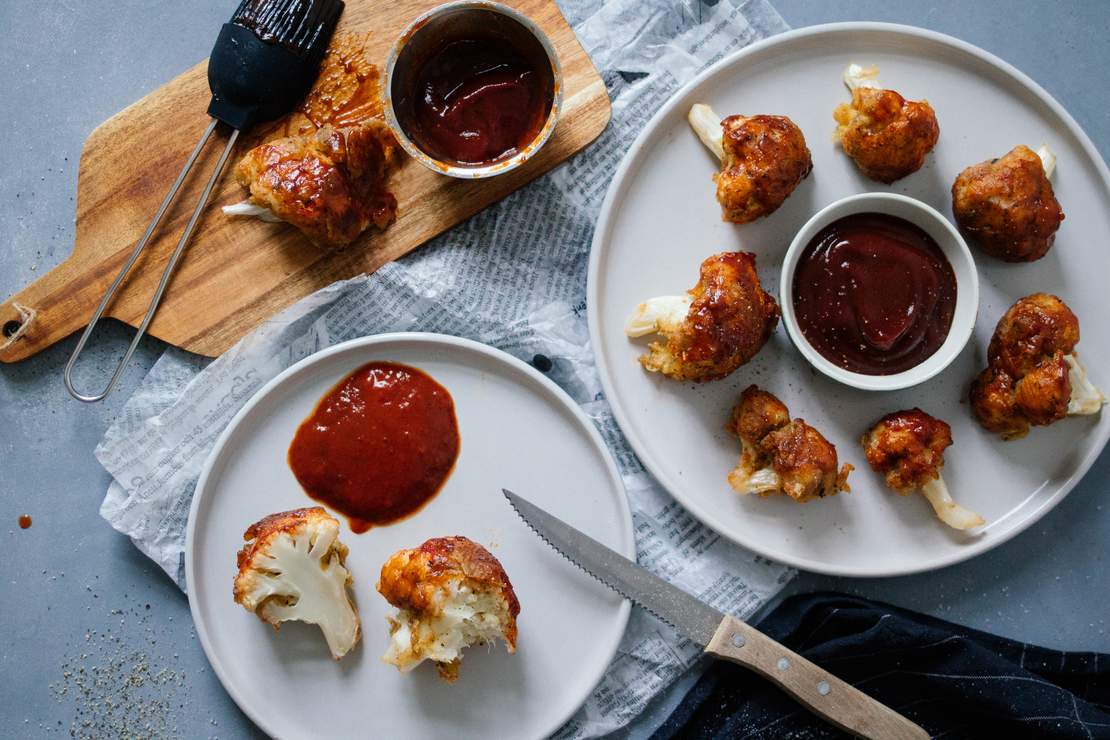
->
[971,293,1104,439]
[687,103,812,223]
[625,252,779,382]
[952,144,1065,262]
[727,385,852,502]
[861,409,984,530]
[225,121,399,247]
[233,507,361,659]
[833,64,939,183]
[377,536,519,683]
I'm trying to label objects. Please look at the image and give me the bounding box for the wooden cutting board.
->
[0,0,609,363]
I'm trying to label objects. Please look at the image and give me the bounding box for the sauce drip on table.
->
[792,213,957,375]
[408,38,552,165]
[288,362,460,533]
[18,514,32,529]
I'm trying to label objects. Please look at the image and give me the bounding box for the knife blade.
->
[502,487,722,645]
[503,488,928,740]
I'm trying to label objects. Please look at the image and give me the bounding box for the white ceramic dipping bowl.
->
[780,192,979,392]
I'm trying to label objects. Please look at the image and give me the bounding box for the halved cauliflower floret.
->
[233,507,361,659]
[377,536,519,683]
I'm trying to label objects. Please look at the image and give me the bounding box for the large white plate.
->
[186,334,632,739]
[588,23,1110,577]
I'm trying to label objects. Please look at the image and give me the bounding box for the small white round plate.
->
[588,23,1110,577]
[186,334,632,740]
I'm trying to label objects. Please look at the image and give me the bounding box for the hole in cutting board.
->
[3,320,22,338]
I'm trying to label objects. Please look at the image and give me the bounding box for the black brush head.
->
[207,0,344,130]
[230,0,343,55]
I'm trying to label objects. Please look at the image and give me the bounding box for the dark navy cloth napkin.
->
[653,592,1110,739]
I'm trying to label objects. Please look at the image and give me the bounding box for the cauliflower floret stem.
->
[843,63,881,90]
[223,200,283,222]
[1035,144,1056,179]
[687,103,725,161]
[625,295,692,337]
[1065,353,1106,415]
[921,477,985,531]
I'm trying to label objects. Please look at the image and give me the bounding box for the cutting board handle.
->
[0,253,111,364]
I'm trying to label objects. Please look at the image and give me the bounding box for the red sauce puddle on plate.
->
[792,212,956,375]
[288,361,460,533]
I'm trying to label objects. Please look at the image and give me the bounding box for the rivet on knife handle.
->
[706,616,928,739]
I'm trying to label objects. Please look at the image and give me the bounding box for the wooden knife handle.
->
[705,615,928,739]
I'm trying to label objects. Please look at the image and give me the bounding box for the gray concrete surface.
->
[1,1,1107,738]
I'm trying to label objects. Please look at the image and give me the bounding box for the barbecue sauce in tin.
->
[403,37,553,166]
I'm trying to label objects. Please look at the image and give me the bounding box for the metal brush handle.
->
[63,120,241,402]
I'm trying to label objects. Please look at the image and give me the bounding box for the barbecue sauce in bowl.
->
[288,361,460,533]
[792,213,957,375]
[387,4,558,173]
[409,38,550,165]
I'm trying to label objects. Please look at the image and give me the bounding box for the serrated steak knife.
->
[503,489,927,739]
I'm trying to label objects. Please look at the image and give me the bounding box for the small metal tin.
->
[383,1,563,179]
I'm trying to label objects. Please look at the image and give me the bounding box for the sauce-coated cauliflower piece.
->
[952,144,1064,262]
[687,103,812,223]
[833,64,939,183]
[861,408,984,530]
[727,385,852,502]
[233,507,361,659]
[970,293,1104,439]
[377,536,519,683]
[625,252,779,382]
[225,122,399,247]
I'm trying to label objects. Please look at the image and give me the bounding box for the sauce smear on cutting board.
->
[288,361,459,532]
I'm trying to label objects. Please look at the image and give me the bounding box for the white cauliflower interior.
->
[377,536,519,683]
[233,508,361,660]
[727,439,780,495]
[384,580,512,674]
[625,295,693,338]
